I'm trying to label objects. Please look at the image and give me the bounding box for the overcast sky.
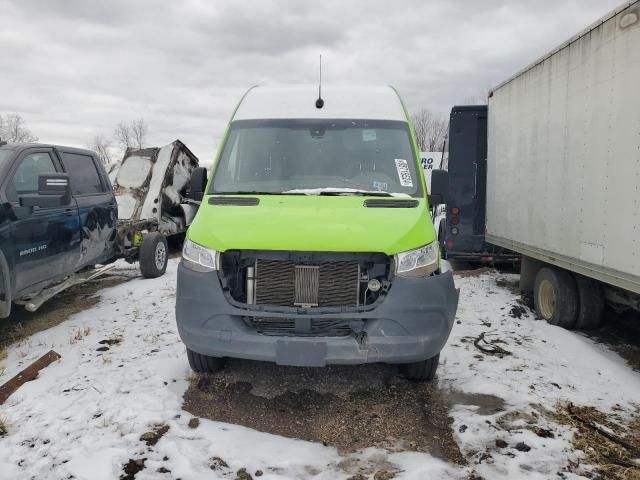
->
[0,0,621,163]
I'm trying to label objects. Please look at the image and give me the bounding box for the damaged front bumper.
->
[175,262,459,367]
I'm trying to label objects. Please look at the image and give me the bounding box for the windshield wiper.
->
[317,191,393,197]
[282,188,404,197]
[214,191,305,195]
[215,190,402,197]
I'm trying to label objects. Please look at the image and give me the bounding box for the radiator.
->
[254,260,360,307]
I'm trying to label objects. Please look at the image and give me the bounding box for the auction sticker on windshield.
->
[394,159,413,187]
[362,129,377,142]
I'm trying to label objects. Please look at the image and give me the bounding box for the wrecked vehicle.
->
[0,139,200,318]
[113,140,200,278]
[0,142,118,317]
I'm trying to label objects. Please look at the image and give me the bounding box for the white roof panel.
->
[233,85,407,121]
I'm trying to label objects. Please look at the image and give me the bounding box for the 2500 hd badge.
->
[19,244,48,257]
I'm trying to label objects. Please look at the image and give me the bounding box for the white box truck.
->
[485,1,640,328]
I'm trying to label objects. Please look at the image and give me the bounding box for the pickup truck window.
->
[0,150,11,166]
[61,153,104,195]
[6,152,56,202]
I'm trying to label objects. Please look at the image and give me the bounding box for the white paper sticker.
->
[372,181,388,192]
[362,129,377,142]
[394,159,413,187]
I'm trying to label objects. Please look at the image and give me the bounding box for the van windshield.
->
[210,119,421,196]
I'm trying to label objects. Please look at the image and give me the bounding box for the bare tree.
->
[130,118,147,150]
[113,118,147,152]
[88,135,114,165]
[410,109,448,152]
[0,113,38,143]
[113,121,133,152]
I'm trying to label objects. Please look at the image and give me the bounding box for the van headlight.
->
[182,238,219,272]
[394,242,439,277]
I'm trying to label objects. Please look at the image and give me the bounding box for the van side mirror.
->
[19,173,72,208]
[429,169,448,206]
[189,167,208,202]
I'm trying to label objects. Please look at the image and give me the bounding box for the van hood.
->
[187,195,435,255]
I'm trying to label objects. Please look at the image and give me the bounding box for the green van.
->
[176,85,458,380]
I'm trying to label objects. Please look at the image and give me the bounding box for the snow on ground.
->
[0,261,638,479]
[441,271,640,479]
[0,260,457,480]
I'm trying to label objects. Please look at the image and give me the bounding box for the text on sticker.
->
[394,159,413,187]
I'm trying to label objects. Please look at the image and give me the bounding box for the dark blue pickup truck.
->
[0,142,118,318]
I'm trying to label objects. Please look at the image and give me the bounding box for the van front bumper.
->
[175,262,459,367]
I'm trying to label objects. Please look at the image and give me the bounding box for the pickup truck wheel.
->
[534,267,578,329]
[400,354,439,381]
[187,348,225,373]
[139,233,168,279]
[574,275,605,329]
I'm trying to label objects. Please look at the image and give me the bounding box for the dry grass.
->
[453,267,493,278]
[11,322,26,340]
[0,417,8,437]
[142,332,161,344]
[98,416,113,429]
[554,402,640,479]
[69,326,92,344]
[0,277,129,359]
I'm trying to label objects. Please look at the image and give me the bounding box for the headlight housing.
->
[394,242,439,277]
[182,238,219,272]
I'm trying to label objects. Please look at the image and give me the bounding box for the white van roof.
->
[233,85,408,122]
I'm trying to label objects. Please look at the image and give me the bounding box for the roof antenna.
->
[315,54,324,109]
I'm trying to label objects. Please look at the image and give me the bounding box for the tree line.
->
[88,118,148,167]
[410,88,489,152]
[0,113,147,168]
[5,100,491,166]
[410,109,448,152]
[0,114,38,144]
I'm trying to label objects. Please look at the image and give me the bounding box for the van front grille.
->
[294,265,320,306]
[246,317,359,336]
[255,259,359,307]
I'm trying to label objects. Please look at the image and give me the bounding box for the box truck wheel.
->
[534,267,578,329]
[187,348,225,373]
[400,354,439,381]
[139,232,169,279]
[574,275,605,329]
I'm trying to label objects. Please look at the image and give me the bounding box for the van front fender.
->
[0,249,11,319]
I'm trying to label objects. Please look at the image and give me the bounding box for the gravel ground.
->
[184,359,472,464]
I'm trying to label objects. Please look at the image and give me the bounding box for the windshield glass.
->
[210,119,421,196]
